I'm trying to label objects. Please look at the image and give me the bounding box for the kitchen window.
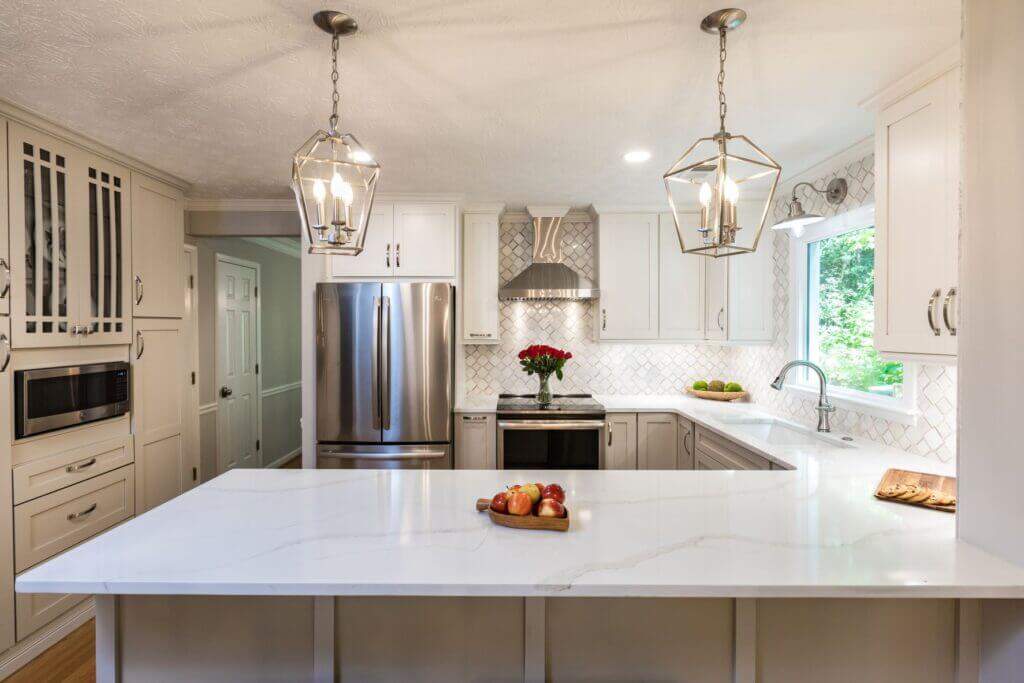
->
[788,204,917,422]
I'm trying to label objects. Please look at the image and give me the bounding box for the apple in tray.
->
[537,498,565,518]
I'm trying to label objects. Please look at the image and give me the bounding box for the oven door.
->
[497,419,606,470]
[15,362,130,439]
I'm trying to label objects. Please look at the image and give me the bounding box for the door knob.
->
[220,386,233,398]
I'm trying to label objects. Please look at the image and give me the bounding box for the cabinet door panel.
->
[8,123,78,347]
[455,414,495,469]
[0,316,14,651]
[599,214,659,340]
[659,213,705,340]
[330,202,394,277]
[605,413,637,470]
[462,212,500,343]
[0,118,9,316]
[638,413,678,470]
[704,256,728,340]
[727,202,773,342]
[395,203,456,277]
[131,173,184,318]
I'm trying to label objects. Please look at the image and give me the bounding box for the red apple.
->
[541,484,565,504]
[490,492,509,514]
[537,498,566,518]
[507,491,533,516]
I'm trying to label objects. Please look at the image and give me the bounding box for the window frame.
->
[786,203,919,425]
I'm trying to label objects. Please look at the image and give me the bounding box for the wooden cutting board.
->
[874,469,956,513]
[475,498,570,532]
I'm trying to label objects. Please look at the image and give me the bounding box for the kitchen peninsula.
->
[17,397,1024,682]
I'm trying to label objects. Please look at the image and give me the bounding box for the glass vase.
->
[536,373,553,406]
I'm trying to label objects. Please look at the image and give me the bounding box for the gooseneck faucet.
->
[770,361,836,433]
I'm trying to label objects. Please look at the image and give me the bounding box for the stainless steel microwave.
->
[15,362,130,439]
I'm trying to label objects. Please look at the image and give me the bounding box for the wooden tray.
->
[874,469,956,513]
[475,498,570,532]
[686,388,748,402]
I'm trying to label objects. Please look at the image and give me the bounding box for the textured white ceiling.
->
[0,1,959,204]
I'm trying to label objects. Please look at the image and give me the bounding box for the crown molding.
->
[462,202,506,214]
[859,44,960,112]
[242,237,301,259]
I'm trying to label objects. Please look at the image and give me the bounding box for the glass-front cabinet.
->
[8,123,131,347]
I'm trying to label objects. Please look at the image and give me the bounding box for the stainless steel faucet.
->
[770,361,836,433]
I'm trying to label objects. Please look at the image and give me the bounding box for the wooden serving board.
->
[475,499,570,532]
[874,469,956,513]
[686,388,748,402]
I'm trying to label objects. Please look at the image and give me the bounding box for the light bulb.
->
[723,176,739,203]
[312,178,326,202]
[349,150,373,163]
[699,182,712,207]
[330,173,354,206]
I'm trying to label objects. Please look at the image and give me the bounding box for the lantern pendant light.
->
[292,11,381,255]
[663,8,781,258]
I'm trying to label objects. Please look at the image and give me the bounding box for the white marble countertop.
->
[18,395,1024,599]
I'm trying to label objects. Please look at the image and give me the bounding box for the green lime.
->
[692,380,709,391]
[724,382,743,392]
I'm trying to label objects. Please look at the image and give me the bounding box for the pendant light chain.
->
[328,34,341,134]
[717,27,728,133]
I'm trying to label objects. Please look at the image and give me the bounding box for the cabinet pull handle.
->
[602,309,607,331]
[67,503,97,521]
[468,333,491,338]
[396,243,401,268]
[135,275,144,305]
[0,333,10,373]
[717,307,725,331]
[927,289,941,336]
[462,415,486,422]
[0,258,9,299]
[942,287,957,336]
[607,423,613,446]
[135,330,145,359]
[385,244,391,268]
[66,457,97,473]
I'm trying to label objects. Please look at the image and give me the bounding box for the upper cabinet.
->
[597,210,772,343]
[874,64,960,359]
[461,206,502,344]
[8,123,131,348]
[0,118,9,317]
[131,174,184,318]
[330,201,457,279]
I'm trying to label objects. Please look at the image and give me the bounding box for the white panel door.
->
[132,318,186,513]
[394,203,456,277]
[875,68,959,357]
[658,213,705,340]
[0,117,9,316]
[704,256,728,340]
[216,259,260,472]
[598,213,659,340]
[462,211,500,343]
[0,316,14,652]
[131,173,184,318]
[330,202,395,278]
[727,201,773,342]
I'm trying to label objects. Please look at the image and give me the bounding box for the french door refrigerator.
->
[316,282,454,469]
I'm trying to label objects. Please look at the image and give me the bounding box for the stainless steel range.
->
[496,393,606,469]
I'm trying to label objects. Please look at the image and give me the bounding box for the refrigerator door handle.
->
[371,296,381,429]
[382,295,392,430]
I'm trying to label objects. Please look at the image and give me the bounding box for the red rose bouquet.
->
[517,345,573,405]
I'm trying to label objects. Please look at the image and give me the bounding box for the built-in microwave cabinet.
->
[8,122,132,348]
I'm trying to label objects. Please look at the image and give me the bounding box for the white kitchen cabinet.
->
[8,123,132,348]
[638,413,679,470]
[0,117,9,317]
[658,213,704,340]
[330,202,395,278]
[704,255,729,341]
[131,173,184,318]
[727,202,773,343]
[461,207,501,343]
[677,416,695,470]
[605,412,637,470]
[395,203,457,277]
[874,66,960,358]
[598,213,659,340]
[0,315,14,652]
[132,318,190,513]
[455,413,496,469]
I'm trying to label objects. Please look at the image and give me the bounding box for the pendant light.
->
[292,11,381,255]
[663,8,781,258]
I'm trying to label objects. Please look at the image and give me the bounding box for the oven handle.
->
[498,420,606,431]
[318,450,447,461]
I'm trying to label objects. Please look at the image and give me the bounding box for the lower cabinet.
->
[132,318,191,513]
[454,413,495,469]
[694,426,771,470]
[605,413,638,470]
[637,413,679,470]
[15,590,87,642]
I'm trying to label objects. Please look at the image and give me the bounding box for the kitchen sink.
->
[718,418,855,449]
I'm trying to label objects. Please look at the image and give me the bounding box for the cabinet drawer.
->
[15,589,87,642]
[15,465,135,573]
[13,435,134,505]
[694,427,769,471]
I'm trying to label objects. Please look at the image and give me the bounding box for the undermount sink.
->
[718,418,855,449]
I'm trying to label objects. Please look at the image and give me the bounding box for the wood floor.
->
[281,453,301,468]
[6,620,94,683]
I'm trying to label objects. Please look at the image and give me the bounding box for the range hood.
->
[499,206,599,301]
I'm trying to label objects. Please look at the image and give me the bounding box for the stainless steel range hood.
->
[499,206,599,301]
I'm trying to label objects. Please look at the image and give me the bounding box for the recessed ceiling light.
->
[623,149,651,164]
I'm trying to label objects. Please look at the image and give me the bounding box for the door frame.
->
[183,244,200,484]
[214,253,262,472]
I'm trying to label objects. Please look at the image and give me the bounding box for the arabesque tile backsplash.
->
[464,152,957,463]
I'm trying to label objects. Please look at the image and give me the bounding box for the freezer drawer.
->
[317,444,452,470]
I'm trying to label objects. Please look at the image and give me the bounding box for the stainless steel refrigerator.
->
[316,282,454,469]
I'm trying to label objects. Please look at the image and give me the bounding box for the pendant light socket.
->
[313,11,358,36]
[700,8,747,34]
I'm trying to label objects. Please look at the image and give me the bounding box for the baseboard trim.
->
[266,447,302,469]
[262,381,301,399]
[0,598,94,680]
[199,402,218,415]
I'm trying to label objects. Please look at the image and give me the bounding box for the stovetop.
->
[497,393,606,416]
